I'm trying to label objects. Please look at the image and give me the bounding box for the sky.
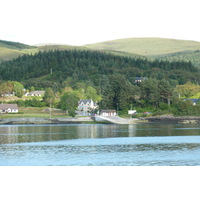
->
[1,0,200,46]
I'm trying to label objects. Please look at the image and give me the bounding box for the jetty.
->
[94,116,137,124]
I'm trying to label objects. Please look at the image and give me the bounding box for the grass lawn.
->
[0,107,67,119]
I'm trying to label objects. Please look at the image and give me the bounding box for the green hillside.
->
[0,39,88,61]
[151,50,200,69]
[0,47,22,61]
[0,39,38,61]
[37,44,87,51]
[0,39,36,49]
[0,39,142,62]
[2,37,200,66]
[84,37,200,56]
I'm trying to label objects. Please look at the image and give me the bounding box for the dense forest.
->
[0,49,200,116]
[0,49,199,86]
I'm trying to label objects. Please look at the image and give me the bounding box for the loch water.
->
[0,123,200,166]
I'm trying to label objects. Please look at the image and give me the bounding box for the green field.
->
[0,107,67,119]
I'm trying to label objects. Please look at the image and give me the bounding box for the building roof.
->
[134,77,147,81]
[101,109,116,112]
[79,99,93,104]
[0,104,18,110]
[28,91,45,95]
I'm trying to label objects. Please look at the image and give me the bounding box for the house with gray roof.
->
[77,99,98,114]
[0,104,19,113]
[25,91,45,97]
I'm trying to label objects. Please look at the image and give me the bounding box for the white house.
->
[1,92,15,97]
[25,91,45,97]
[100,110,117,116]
[0,104,19,113]
[77,99,98,113]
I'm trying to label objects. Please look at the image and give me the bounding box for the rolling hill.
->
[0,39,87,62]
[0,39,36,49]
[0,47,23,61]
[1,37,200,69]
[84,37,200,69]
[0,40,37,61]
[0,39,142,62]
[84,37,200,56]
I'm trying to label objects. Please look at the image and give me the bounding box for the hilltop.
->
[84,37,200,56]
[84,37,200,69]
[0,39,37,61]
[0,39,142,62]
[0,39,86,61]
[0,39,36,49]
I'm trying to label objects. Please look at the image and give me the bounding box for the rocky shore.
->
[146,115,200,123]
[0,117,94,125]
[1,115,199,125]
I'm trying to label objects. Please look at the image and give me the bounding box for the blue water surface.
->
[0,123,200,166]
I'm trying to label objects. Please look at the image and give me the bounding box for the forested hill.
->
[0,49,199,88]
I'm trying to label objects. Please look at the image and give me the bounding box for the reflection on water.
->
[0,123,200,166]
[1,123,200,145]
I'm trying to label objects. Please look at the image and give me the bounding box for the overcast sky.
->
[1,0,200,45]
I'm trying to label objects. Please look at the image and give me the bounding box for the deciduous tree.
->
[59,92,79,117]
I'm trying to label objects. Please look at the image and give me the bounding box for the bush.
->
[159,103,169,110]
[172,100,200,116]
[152,110,169,116]
[6,99,47,107]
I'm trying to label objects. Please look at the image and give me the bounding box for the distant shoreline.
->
[0,117,94,125]
[0,116,200,125]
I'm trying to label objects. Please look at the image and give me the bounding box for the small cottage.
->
[100,110,117,116]
[25,91,45,97]
[0,104,19,113]
[1,92,15,97]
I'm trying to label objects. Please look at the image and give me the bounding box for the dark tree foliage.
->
[0,49,199,88]
[173,100,200,116]
[59,92,79,117]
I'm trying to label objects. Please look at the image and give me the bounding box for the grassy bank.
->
[0,107,67,119]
